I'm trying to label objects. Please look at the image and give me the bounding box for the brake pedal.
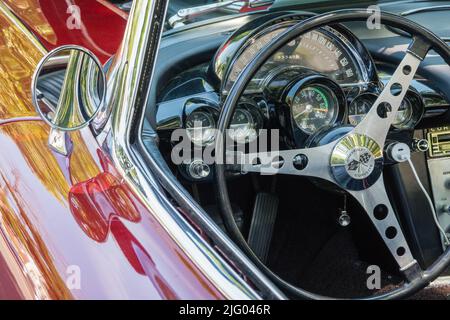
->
[248,193,279,264]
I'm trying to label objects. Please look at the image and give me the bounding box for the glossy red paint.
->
[3,0,128,63]
[0,121,225,299]
[0,1,226,299]
[69,171,142,242]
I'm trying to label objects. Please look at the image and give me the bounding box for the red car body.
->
[0,0,226,299]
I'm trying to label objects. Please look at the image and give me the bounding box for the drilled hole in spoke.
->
[397,247,406,256]
[403,65,412,75]
[252,158,261,166]
[271,156,284,169]
[390,83,402,96]
[293,154,308,170]
[377,102,391,119]
[374,204,388,220]
[385,226,397,239]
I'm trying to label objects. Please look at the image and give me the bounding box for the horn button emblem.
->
[330,134,383,191]
[345,147,375,179]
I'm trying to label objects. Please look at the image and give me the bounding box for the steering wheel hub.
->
[330,133,383,191]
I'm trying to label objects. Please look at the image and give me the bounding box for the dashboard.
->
[153,10,450,182]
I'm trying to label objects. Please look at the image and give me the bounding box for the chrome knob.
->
[338,210,351,227]
[188,159,210,179]
[412,138,429,152]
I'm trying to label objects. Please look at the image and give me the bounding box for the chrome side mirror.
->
[32,46,106,132]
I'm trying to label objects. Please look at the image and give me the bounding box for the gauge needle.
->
[294,104,313,120]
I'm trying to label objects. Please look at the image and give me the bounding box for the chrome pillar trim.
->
[104,0,275,299]
[92,57,119,142]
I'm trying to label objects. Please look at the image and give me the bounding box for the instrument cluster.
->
[154,12,437,180]
[211,12,425,148]
[212,13,374,147]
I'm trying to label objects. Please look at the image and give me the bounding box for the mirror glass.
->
[32,46,106,131]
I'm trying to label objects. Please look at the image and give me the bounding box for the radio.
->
[427,127,450,158]
[427,127,450,247]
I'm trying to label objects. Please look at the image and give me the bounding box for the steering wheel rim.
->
[214,9,450,299]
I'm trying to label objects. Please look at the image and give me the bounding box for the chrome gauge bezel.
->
[184,97,220,147]
[347,90,424,130]
[392,90,424,130]
[228,102,263,144]
[186,110,217,147]
[284,74,347,140]
[348,92,378,127]
[393,98,414,127]
[290,84,339,134]
[219,16,373,96]
[183,98,264,147]
[222,19,297,94]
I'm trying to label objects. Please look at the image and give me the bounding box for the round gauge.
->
[291,84,338,134]
[393,98,413,128]
[227,27,288,87]
[349,94,417,129]
[348,94,377,126]
[186,111,216,146]
[222,25,364,94]
[228,108,258,143]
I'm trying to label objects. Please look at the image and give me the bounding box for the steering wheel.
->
[215,9,450,299]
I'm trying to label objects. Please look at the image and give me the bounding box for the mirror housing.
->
[32,45,106,132]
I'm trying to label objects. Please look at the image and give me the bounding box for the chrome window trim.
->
[102,0,285,300]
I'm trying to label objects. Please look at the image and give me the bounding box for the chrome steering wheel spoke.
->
[349,178,422,281]
[230,143,335,182]
[353,37,430,148]
[214,9,450,299]
[224,37,431,284]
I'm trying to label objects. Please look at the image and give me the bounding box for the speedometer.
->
[221,23,365,94]
[227,27,287,87]
[274,30,361,83]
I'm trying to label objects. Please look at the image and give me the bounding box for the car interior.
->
[139,0,450,298]
[38,0,450,299]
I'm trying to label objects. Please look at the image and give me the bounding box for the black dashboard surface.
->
[147,0,450,129]
[145,0,450,269]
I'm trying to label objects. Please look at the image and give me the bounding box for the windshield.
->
[163,0,410,29]
[165,0,273,29]
[114,1,405,30]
